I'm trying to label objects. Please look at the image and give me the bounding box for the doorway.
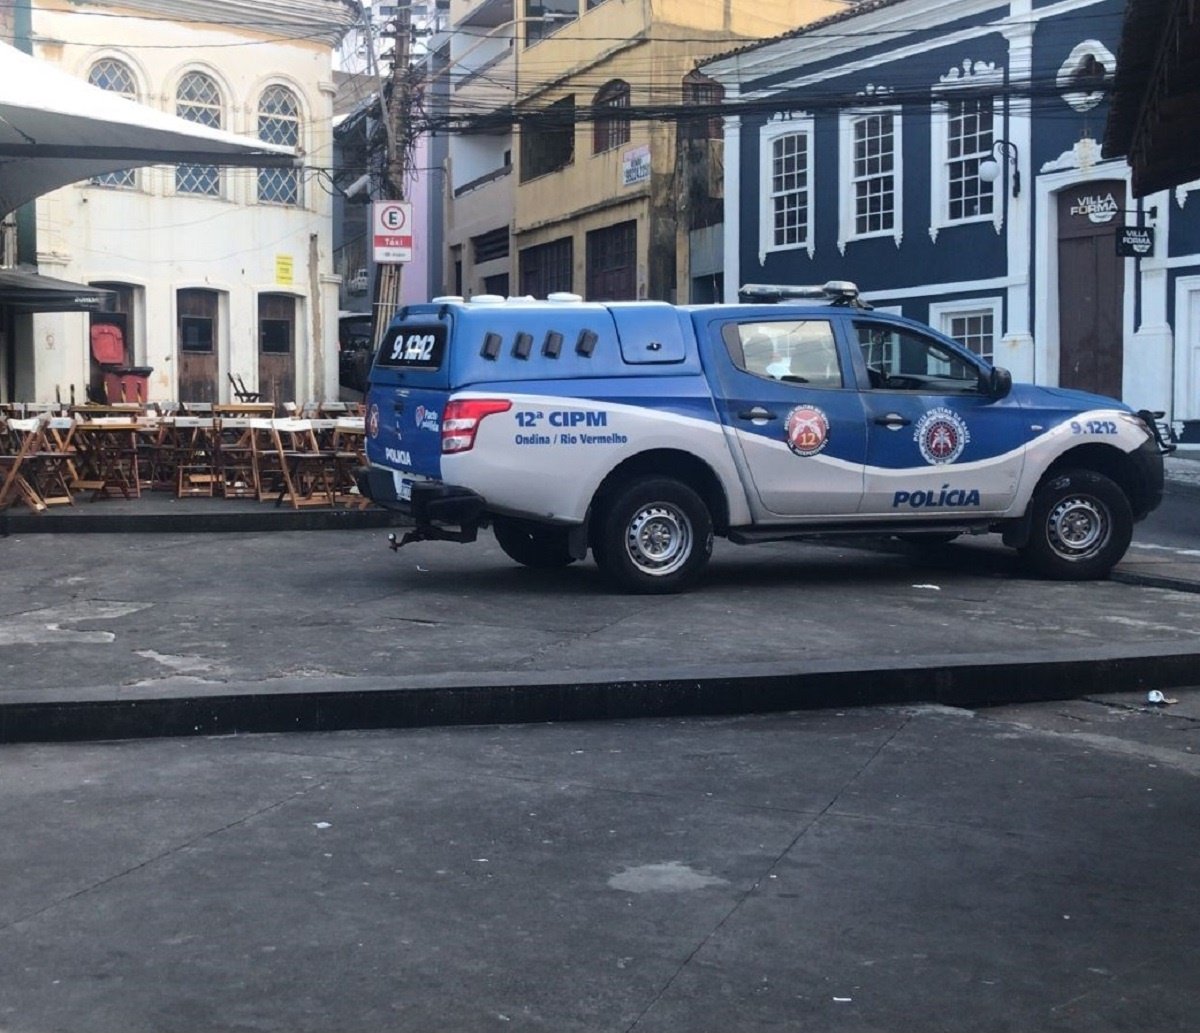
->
[177,288,219,403]
[1056,180,1125,398]
[258,293,295,406]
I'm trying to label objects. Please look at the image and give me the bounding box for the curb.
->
[0,506,402,535]
[4,648,1199,745]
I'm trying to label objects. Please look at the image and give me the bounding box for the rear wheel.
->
[1019,469,1133,580]
[596,477,713,594]
[492,516,575,569]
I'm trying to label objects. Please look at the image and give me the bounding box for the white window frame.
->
[759,111,814,264]
[930,60,1005,240]
[928,296,1002,363]
[930,96,1000,238]
[838,106,902,254]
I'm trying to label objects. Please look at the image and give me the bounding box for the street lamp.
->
[979,139,1020,198]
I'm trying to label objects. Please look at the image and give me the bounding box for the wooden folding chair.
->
[70,418,143,500]
[0,416,48,511]
[331,416,369,507]
[170,416,218,497]
[24,414,77,506]
[227,372,262,402]
[214,416,258,498]
[269,418,336,508]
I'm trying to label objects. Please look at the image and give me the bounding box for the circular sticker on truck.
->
[785,405,830,457]
[915,407,970,464]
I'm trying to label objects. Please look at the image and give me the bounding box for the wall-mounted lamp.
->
[979,140,1021,198]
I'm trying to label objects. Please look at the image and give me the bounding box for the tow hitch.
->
[387,523,479,551]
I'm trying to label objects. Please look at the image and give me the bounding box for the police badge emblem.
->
[914,407,970,465]
[785,405,830,457]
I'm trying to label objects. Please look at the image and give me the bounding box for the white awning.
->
[0,40,297,216]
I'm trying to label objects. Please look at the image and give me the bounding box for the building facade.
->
[22,0,357,406]
[440,0,841,302]
[702,0,1200,439]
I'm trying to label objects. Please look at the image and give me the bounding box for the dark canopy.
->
[1103,0,1200,197]
[0,269,114,312]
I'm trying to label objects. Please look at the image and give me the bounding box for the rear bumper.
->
[356,466,487,529]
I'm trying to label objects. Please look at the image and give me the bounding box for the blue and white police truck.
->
[357,283,1171,594]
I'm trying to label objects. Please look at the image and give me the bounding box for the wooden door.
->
[258,293,295,407]
[177,288,219,402]
[586,221,637,300]
[1057,181,1125,399]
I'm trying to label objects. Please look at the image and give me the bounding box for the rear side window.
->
[722,319,842,388]
[375,324,447,371]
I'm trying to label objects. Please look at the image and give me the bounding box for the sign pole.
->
[370,0,413,349]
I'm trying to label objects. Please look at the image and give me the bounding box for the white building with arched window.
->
[22,0,358,407]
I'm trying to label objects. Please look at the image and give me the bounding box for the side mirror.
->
[984,366,1012,400]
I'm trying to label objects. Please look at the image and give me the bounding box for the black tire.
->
[1019,469,1133,580]
[492,516,576,569]
[595,477,713,594]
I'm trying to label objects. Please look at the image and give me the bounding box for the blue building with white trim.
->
[700,0,1200,445]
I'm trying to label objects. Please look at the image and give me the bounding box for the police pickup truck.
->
[357,282,1170,594]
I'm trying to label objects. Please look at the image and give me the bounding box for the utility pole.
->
[371,0,413,348]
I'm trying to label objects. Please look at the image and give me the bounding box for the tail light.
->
[442,398,512,454]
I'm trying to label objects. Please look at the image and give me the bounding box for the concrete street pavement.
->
[2,456,1198,1031]
[1,692,1198,1032]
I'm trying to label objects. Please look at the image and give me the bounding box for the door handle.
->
[874,413,911,429]
[738,407,777,421]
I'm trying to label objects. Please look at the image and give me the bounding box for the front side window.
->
[88,59,137,189]
[728,320,841,389]
[856,322,980,392]
[257,85,301,206]
[176,72,223,197]
[592,80,630,154]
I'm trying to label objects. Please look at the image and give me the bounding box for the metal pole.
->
[371,0,412,348]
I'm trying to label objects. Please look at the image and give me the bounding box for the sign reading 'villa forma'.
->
[1116,226,1155,257]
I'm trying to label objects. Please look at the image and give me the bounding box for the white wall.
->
[29,3,342,404]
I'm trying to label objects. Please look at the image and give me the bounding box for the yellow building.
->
[441,0,841,302]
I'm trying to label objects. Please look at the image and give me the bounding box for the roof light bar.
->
[737,281,868,308]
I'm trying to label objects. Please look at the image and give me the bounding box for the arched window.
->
[593,80,630,155]
[257,85,301,206]
[176,72,222,196]
[88,59,137,188]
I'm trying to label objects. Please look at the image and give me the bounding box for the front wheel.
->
[595,477,713,594]
[492,516,576,569]
[1019,469,1133,580]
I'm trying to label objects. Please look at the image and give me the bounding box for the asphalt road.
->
[2,478,1198,1030]
[2,690,1197,1033]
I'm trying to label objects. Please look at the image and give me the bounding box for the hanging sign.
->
[372,201,413,264]
[1116,225,1154,257]
[622,145,650,188]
